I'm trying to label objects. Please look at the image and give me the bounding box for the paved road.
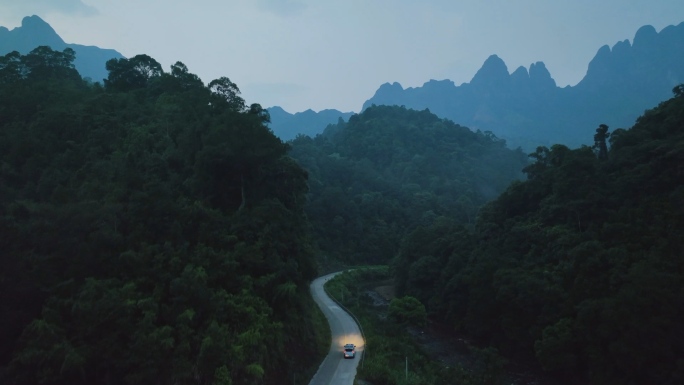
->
[308,272,365,385]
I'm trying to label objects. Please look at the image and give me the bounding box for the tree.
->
[522,146,550,179]
[208,77,245,111]
[593,124,610,160]
[104,54,163,91]
[0,51,23,83]
[170,61,203,89]
[248,103,270,123]
[534,318,577,373]
[673,84,684,98]
[388,296,427,327]
[23,46,76,69]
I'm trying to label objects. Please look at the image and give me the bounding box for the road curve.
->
[308,272,365,385]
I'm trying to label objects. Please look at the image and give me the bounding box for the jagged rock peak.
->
[21,15,59,35]
[470,54,509,86]
[378,82,404,92]
[362,82,405,110]
[585,44,612,73]
[23,15,48,26]
[611,39,632,57]
[529,62,550,78]
[297,109,317,116]
[0,15,66,53]
[372,82,404,98]
[267,106,287,113]
[658,22,684,45]
[511,66,529,79]
[422,78,455,89]
[10,15,65,48]
[633,25,657,48]
[529,61,556,88]
[510,66,529,90]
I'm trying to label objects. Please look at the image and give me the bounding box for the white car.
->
[343,344,356,359]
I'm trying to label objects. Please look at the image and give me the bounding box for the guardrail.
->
[323,271,367,369]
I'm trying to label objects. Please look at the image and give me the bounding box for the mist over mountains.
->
[270,22,684,150]
[3,15,683,150]
[0,15,123,82]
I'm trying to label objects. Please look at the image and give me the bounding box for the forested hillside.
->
[0,47,324,385]
[394,87,684,384]
[289,106,528,264]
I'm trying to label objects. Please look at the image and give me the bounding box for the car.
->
[343,343,356,359]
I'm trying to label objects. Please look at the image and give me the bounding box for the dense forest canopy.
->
[288,105,528,264]
[0,46,324,385]
[394,88,684,384]
[2,42,682,385]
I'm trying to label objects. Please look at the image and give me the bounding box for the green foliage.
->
[0,48,323,385]
[326,268,507,385]
[388,296,427,327]
[470,347,507,385]
[289,105,527,265]
[593,123,610,160]
[104,54,163,91]
[393,85,684,384]
[534,318,577,373]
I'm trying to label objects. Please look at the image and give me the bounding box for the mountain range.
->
[267,106,354,140]
[3,15,683,150]
[269,22,684,150]
[0,15,124,82]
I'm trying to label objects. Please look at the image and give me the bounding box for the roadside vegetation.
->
[325,268,507,385]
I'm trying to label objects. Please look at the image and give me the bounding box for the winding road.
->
[308,272,365,385]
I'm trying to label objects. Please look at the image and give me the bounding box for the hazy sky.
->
[1,0,683,113]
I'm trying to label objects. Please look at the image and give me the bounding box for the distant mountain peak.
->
[470,54,509,86]
[19,15,64,44]
[379,82,404,92]
[267,105,286,113]
[271,21,684,149]
[584,44,612,77]
[0,15,124,82]
[358,21,684,150]
[22,15,51,28]
[510,65,529,81]
[365,82,405,105]
[529,61,556,88]
[423,78,455,89]
[529,61,548,75]
[266,106,354,141]
[633,24,657,48]
[0,14,66,51]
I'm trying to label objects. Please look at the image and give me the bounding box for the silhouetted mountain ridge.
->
[266,106,354,141]
[0,15,124,82]
[362,22,684,149]
[268,22,684,149]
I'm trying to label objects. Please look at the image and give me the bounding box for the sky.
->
[1,0,683,113]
